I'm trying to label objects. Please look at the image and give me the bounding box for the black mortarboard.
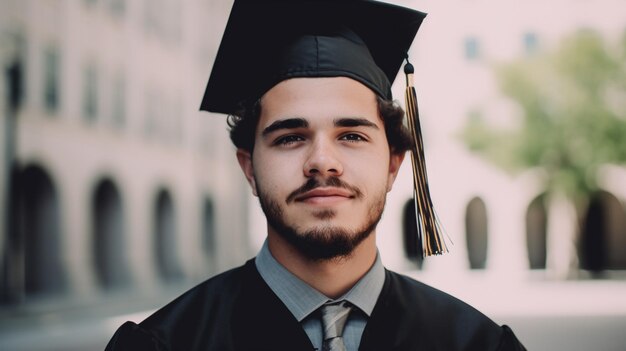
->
[201,0,449,257]
[200,0,426,113]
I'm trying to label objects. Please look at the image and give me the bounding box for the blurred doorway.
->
[93,179,130,289]
[580,191,626,272]
[402,199,423,269]
[465,197,488,269]
[154,189,182,282]
[17,165,66,297]
[526,194,548,269]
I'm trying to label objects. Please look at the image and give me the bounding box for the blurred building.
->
[0,0,251,314]
[241,0,626,280]
[365,0,626,279]
[0,0,625,350]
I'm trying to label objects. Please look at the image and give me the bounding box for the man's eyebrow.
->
[334,117,380,129]
[261,118,309,136]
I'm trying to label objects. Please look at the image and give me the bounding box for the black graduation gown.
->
[105,259,526,351]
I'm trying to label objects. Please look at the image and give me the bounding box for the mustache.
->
[286,177,363,204]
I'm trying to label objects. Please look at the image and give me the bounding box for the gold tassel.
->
[404,57,450,257]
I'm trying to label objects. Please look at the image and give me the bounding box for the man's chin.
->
[309,209,337,221]
[275,225,373,261]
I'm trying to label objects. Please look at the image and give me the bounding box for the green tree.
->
[461,30,626,207]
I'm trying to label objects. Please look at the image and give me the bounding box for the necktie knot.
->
[320,301,353,351]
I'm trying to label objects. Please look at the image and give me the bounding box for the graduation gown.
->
[106,259,526,351]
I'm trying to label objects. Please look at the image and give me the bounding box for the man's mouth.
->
[294,187,354,205]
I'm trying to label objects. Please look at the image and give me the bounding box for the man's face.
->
[237,77,404,261]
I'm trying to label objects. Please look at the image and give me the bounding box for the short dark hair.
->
[227,96,413,154]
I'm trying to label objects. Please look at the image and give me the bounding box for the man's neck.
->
[267,232,378,299]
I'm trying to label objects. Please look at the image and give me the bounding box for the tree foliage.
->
[461,30,626,202]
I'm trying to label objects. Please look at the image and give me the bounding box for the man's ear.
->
[386,151,406,192]
[236,149,258,196]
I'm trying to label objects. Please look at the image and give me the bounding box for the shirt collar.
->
[255,240,385,322]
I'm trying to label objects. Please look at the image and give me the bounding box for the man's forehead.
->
[257,77,382,130]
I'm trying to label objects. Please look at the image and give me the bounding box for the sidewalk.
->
[1,275,625,351]
[407,271,626,351]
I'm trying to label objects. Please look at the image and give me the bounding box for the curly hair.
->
[227,96,413,155]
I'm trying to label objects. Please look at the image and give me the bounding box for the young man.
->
[106,0,526,350]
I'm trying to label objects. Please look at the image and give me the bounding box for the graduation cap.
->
[201,0,449,257]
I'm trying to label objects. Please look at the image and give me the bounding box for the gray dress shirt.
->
[255,241,385,351]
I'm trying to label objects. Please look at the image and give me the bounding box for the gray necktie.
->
[320,301,353,351]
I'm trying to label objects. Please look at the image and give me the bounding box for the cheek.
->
[253,150,302,191]
[353,150,390,173]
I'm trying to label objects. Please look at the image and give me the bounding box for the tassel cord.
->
[404,66,449,256]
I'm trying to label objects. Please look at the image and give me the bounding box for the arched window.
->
[154,189,183,282]
[402,199,423,268]
[93,179,130,289]
[580,191,626,272]
[465,197,488,269]
[526,194,548,269]
[17,165,66,296]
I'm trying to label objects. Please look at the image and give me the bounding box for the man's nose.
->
[303,138,343,178]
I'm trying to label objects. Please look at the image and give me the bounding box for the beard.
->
[256,176,386,261]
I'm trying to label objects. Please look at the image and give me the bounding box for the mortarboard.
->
[200,0,449,257]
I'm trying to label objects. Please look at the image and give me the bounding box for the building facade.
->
[0,0,625,349]
[0,0,251,310]
[377,0,626,277]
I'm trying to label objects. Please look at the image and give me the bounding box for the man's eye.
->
[274,135,304,146]
[340,133,365,142]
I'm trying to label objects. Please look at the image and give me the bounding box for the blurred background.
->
[0,0,625,350]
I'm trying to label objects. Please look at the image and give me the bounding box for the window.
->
[111,73,126,128]
[166,0,182,44]
[144,0,159,34]
[169,94,182,144]
[109,0,125,16]
[43,47,60,113]
[464,37,480,61]
[143,0,182,45]
[143,89,182,143]
[524,32,539,55]
[83,64,98,122]
[144,88,158,138]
